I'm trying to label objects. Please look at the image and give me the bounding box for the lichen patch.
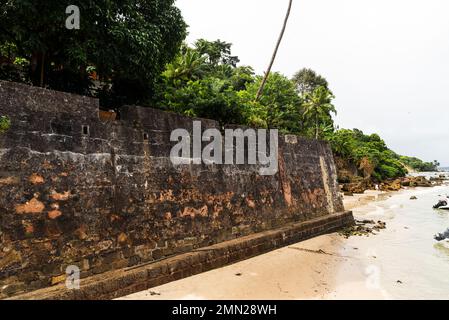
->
[0,176,19,185]
[15,198,45,214]
[29,173,45,184]
[50,190,71,201]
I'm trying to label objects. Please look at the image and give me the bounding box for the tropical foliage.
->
[302,86,336,139]
[292,68,330,96]
[400,156,440,172]
[329,129,408,180]
[153,40,251,125]
[0,0,187,107]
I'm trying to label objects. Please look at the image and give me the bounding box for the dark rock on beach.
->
[339,220,387,238]
[434,229,449,242]
[433,200,448,209]
[380,179,402,191]
[341,178,373,194]
[380,176,435,192]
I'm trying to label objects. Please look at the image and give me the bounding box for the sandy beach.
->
[119,185,449,300]
[119,234,346,300]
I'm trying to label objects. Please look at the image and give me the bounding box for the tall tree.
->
[292,68,329,96]
[0,0,187,106]
[303,86,336,139]
[255,0,293,101]
[194,39,240,68]
[243,72,302,132]
[162,45,208,85]
[155,40,248,125]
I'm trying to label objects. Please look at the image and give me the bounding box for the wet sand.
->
[119,187,449,300]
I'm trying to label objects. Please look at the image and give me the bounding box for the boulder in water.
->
[434,228,449,241]
[433,200,448,209]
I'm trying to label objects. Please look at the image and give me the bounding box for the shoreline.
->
[119,183,449,300]
[326,184,449,300]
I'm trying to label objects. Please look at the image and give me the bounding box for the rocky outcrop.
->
[400,176,434,187]
[429,175,449,184]
[341,178,373,194]
[336,151,448,195]
[335,156,360,184]
[379,179,403,191]
[379,176,437,191]
[341,174,444,194]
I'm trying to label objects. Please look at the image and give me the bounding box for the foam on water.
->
[339,184,449,299]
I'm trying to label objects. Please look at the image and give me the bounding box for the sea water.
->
[334,176,449,299]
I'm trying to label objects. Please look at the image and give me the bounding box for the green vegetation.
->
[292,68,330,96]
[155,40,326,135]
[400,156,440,172]
[329,129,407,181]
[243,72,302,131]
[0,3,438,180]
[0,0,187,106]
[0,116,11,133]
[302,86,336,139]
[153,40,249,125]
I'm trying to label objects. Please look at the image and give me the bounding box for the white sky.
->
[176,0,449,166]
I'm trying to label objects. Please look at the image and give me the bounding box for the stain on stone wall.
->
[0,80,344,297]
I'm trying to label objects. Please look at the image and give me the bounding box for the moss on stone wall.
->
[0,115,10,133]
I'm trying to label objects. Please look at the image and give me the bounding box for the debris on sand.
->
[410,196,418,200]
[339,220,387,238]
[288,247,333,256]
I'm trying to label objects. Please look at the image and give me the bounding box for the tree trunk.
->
[31,52,46,87]
[255,0,293,102]
[40,52,45,87]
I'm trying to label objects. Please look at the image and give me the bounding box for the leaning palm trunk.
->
[255,0,293,102]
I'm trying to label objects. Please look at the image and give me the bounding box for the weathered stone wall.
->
[0,80,344,297]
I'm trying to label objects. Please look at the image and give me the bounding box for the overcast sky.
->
[176,0,449,166]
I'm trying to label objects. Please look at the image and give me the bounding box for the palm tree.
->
[303,86,337,139]
[163,47,207,83]
[255,0,293,101]
[292,68,329,96]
